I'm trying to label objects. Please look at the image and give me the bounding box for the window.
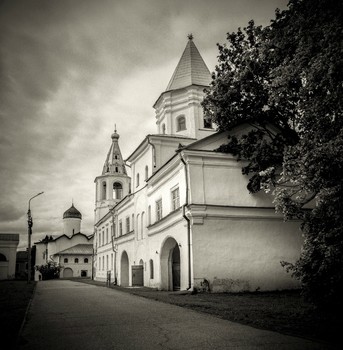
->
[99,232,101,246]
[136,214,140,239]
[141,212,145,239]
[101,181,107,200]
[162,123,166,134]
[106,255,108,271]
[102,231,104,245]
[145,166,148,180]
[126,217,130,233]
[177,115,186,131]
[84,258,88,263]
[99,257,101,269]
[64,258,68,263]
[111,253,113,269]
[74,258,79,264]
[148,205,151,225]
[136,173,140,187]
[156,199,162,221]
[119,220,123,236]
[102,256,104,270]
[171,187,180,211]
[203,116,213,129]
[132,214,134,231]
[113,182,123,200]
[106,228,109,243]
[150,259,154,279]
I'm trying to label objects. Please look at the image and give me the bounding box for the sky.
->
[0,0,288,250]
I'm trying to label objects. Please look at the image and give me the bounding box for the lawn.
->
[0,280,36,347]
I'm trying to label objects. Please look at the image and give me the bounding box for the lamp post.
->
[27,192,44,283]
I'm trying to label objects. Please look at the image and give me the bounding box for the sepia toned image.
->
[0,0,341,349]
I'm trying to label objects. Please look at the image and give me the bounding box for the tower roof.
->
[165,35,211,91]
[63,204,82,219]
[102,127,127,175]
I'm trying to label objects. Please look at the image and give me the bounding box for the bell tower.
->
[154,35,216,140]
[94,127,131,224]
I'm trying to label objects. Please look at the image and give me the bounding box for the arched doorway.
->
[120,251,129,287]
[63,268,73,278]
[160,237,181,291]
[132,259,144,286]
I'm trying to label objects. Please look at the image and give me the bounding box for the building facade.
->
[35,204,93,279]
[93,37,302,292]
[0,233,19,280]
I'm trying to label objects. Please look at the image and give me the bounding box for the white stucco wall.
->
[0,234,19,280]
[191,210,302,292]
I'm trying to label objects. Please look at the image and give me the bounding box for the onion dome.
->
[63,204,82,219]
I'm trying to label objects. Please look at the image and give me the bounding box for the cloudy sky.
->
[0,0,287,250]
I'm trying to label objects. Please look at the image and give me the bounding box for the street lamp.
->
[27,191,44,283]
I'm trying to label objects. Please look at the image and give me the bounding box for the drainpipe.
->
[147,136,157,170]
[180,152,192,291]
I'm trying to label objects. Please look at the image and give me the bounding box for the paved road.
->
[18,280,333,350]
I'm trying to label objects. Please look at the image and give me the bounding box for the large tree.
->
[203,0,343,311]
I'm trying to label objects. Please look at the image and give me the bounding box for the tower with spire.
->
[153,35,215,140]
[94,127,131,223]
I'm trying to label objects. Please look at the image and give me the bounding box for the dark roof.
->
[63,204,82,219]
[55,244,93,256]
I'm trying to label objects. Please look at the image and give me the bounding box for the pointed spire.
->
[103,126,127,175]
[165,35,211,91]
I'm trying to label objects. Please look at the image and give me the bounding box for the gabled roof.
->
[165,36,211,91]
[55,243,93,256]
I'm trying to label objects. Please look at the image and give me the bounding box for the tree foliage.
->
[203,0,343,311]
[37,262,60,280]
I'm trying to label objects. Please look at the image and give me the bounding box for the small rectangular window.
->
[171,187,180,211]
[126,217,130,233]
[156,199,162,221]
[119,220,123,236]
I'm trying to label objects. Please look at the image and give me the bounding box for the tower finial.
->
[187,33,193,40]
[114,123,117,133]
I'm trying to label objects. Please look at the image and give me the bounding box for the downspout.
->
[111,209,118,285]
[180,152,192,291]
[147,136,157,170]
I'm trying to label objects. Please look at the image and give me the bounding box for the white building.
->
[93,37,302,292]
[35,204,93,278]
[0,233,19,280]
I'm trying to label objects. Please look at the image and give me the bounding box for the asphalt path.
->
[17,280,334,350]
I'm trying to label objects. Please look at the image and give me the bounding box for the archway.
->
[63,268,73,278]
[160,237,180,291]
[120,251,129,287]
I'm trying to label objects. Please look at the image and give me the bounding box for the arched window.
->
[177,115,186,131]
[136,173,140,187]
[64,258,68,263]
[136,214,140,239]
[101,181,107,200]
[162,123,166,134]
[74,258,79,264]
[84,258,88,263]
[113,182,123,200]
[115,166,118,173]
[145,166,148,181]
[141,212,145,239]
[149,259,154,279]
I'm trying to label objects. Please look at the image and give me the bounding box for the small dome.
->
[63,204,82,219]
[111,131,119,140]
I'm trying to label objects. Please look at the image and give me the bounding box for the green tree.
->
[203,0,343,311]
[37,262,60,280]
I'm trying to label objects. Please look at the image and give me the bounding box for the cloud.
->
[0,0,288,249]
